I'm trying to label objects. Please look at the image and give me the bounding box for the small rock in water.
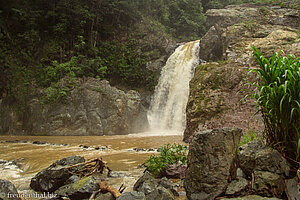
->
[133,148,146,152]
[32,141,46,145]
[147,148,156,152]
[79,145,89,148]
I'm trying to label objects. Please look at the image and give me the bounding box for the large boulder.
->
[239,140,290,177]
[30,156,85,192]
[184,127,242,200]
[0,180,20,200]
[253,171,285,198]
[55,176,99,199]
[133,171,175,200]
[199,26,224,62]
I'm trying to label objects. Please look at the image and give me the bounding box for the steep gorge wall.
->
[184,4,300,141]
[0,78,148,136]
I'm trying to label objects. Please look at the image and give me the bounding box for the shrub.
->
[144,144,188,177]
[249,47,300,166]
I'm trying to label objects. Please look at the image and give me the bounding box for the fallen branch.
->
[99,181,121,198]
[65,158,111,177]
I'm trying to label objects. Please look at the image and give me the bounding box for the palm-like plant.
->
[250,47,300,166]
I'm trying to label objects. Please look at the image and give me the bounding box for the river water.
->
[0,133,184,194]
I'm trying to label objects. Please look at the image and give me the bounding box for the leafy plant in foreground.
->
[144,144,187,177]
[249,47,300,166]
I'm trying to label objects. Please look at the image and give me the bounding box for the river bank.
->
[0,134,184,195]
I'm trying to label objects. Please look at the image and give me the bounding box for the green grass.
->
[240,129,259,147]
[248,47,300,166]
[144,143,187,177]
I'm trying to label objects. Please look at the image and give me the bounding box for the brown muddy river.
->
[0,133,184,195]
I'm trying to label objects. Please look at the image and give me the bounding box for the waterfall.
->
[147,40,200,134]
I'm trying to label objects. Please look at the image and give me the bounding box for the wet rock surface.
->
[184,127,242,200]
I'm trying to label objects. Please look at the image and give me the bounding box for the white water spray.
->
[147,40,200,134]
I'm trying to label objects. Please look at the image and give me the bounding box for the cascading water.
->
[147,40,200,134]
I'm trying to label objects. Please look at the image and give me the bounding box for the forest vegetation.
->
[0,0,298,118]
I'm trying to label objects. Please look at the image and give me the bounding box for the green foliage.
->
[239,129,258,146]
[144,144,188,177]
[259,6,270,15]
[249,47,300,165]
[42,75,76,104]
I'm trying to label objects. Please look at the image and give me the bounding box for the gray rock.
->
[64,175,80,185]
[254,170,285,198]
[239,140,290,177]
[94,192,115,200]
[184,127,242,200]
[221,195,281,200]
[0,180,21,200]
[163,163,186,179]
[1,78,149,136]
[236,168,246,179]
[117,191,146,200]
[199,26,224,62]
[55,176,99,199]
[30,156,85,192]
[206,5,299,29]
[285,178,300,200]
[133,172,175,200]
[159,177,179,197]
[239,140,265,176]
[225,178,249,196]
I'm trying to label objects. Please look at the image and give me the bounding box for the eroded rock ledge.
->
[184,4,299,141]
[0,78,148,136]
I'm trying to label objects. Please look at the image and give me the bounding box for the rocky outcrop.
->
[199,26,223,61]
[184,128,242,200]
[184,4,300,140]
[55,176,99,199]
[0,180,21,200]
[238,140,290,198]
[133,171,175,200]
[184,130,294,199]
[1,78,148,136]
[239,140,290,178]
[117,191,146,200]
[206,4,300,29]
[30,156,85,192]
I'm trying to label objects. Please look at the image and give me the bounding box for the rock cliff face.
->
[0,78,148,135]
[184,4,300,141]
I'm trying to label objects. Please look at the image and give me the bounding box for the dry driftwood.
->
[99,181,122,198]
[66,158,112,177]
